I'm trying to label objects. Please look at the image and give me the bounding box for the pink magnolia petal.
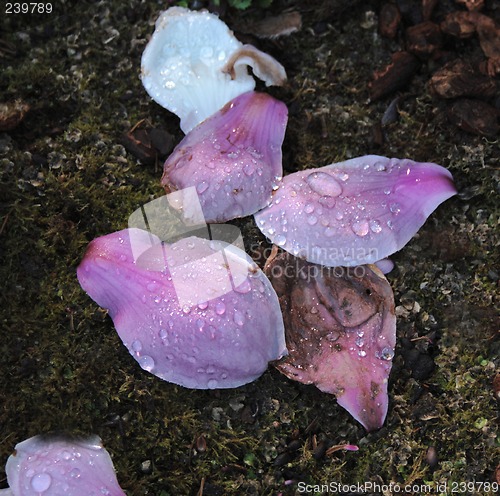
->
[77,228,286,389]
[161,91,288,223]
[4,435,125,496]
[255,155,457,266]
[266,253,396,431]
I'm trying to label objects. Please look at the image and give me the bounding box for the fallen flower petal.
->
[77,228,287,389]
[266,252,396,431]
[141,7,286,133]
[162,91,288,223]
[2,434,125,496]
[255,155,457,267]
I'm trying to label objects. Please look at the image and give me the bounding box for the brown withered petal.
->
[406,22,442,58]
[266,252,396,431]
[429,59,497,99]
[369,51,420,101]
[0,100,30,131]
[379,3,401,39]
[447,98,500,137]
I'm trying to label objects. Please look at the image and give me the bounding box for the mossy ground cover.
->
[0,1,498,494]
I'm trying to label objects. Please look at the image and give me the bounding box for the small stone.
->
[369,51,421,101]
[447,98,499,137]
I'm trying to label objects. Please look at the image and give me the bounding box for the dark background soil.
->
[0,0,498,494]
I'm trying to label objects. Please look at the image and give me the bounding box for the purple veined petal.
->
[265,252,396,431]
[161,91,288,223]
[77,228,287,389]
[255,155,457,267]
[4,434,125,496]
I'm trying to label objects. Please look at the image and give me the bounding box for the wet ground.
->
[0,0,498,494]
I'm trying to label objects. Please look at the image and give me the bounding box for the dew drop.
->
[307,215,318,226]
[196,181,209,194]
[159,328,168,341]
[30,473,52,492]
[243,163,255,176]
[198,301,208,310]
[215,301,226,315]
[205,160,216,169]
[358,350,367,357]
[275,234,287,246]
[318,196,336,208]
[351,219,369,237]
[139,355,155,372]
[304,203,315,214]
[182,305,191,314]
[389,202,401,215]
[306,171,342,197]
[234,310,245,326]
[207,378,218,389]
[374,161,387,171]
[379,347,395,360]
[196,318,205,331]
[369,219,382,233]
[131,339,142,353]
[70,468,81,479]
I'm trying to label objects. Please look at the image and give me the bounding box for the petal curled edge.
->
[5,434,125,496]
[255,155,457,267]
[162,91,288,223]
[77,229,287,389]
[141,7,286,133]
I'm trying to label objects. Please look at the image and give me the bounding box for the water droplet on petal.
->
[207,378,218,389]
[275,234,287,246]
[131,340,142,353]
[379,347,395,360]
[139,355,155,372]
[234,310,245,326]
[307,215,318,226]
[318,196,336,208]
[70,468,81,478]
[243,163,255,176]
[389,202,401,215]
[196,181,209,194]
[215,301,226,315]
[369,219,382,233]
[306,171,343,197]
[30,473,52,492]
[304,203,315,214]
[351,219,369,237]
